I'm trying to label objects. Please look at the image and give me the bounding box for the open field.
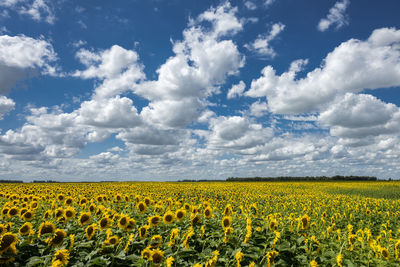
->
[1,181,400,266]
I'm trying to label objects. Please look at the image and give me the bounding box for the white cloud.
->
[244,1,256,10]
[134,2,244,128]
[227,80,245,99]
[245,22,285,57]
[318,0,350,32]
[73,45,145,99]
[0,34,58,94]
[246,28,400,114]
[0,96,15,120]
[0,0,55,24]
[77,96,142,128]
[264,0,276,7]
[249,100,268,117]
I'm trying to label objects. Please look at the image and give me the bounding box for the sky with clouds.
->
[1,0,400,181]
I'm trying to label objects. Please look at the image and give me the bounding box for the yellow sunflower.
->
[148,215,162,227]
[51,249,69,267]
[175,209,186,221]
[204,207,213,219]
[7,206,19,218]
[19,222,34,236]
[221,216,232,229]
[85,224,97,240]
[163,211,175,224]
[99,216,112,231]
[137,201,147,213]
[139,225,150,240]
[78,212,91,226]
[150,248,164,265]
[104,235,119,246]
[38,221,56,238]
[46,229,67,247]
[0,232,19,254]
[22,210,34,221]
[118,214,130,230]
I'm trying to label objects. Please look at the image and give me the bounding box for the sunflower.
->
[52,249,69,267]
[99,217,112,231]
[166,256,174,267]
[141,246,152,260]
[30,200,39,209]
[85,224,97,240]
[19,222,34,236]
[235,251,244,267]
[150,235,163,248]
[0,224,6,235]
[381,247,390,260]
[163,211,175,224]
[300,214,310,230]
[38,221,56,237]
[22,210,34,221]
[89,203,96,213]
[139,225,149,240]
[79,198,87,206]
[150,248,164,265]
[144,197,151,206]
[118,214,130,230]
[1,207,9,218]
[46,229,67,247]
[224,204,233,216]
[43,210,51,219]
[7,206,19,218]
[204,207,213,218]
[0,233,19,254]
[19,208,28,216]
[104,235,119,246]
[176,209,186,221]
[222,216,232,229]
[57,194,65,202]
[190,213,201,226]
[269,219,278,231]
[64,197,73,206]
[137,201,147,213]
[126,218,136,231]
[78,212,91,226]
[148,215,162,227]
[168,228,179,247]
[54,208,64,220]
[64,207,76,221]
[183,203,191,211]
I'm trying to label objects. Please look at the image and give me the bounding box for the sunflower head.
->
[54,208,64,219]
[7,206,19,217]
[0,233,19,253]
[64,197,73,206]
[46,229,67,247]
[300,214,310,230]
[137,202,147,213]
[144,197,151,206]
[22,210,34,221]
[64,207,76,220]
[78,212,91,226]
[126,218,136,231]
[148,215,162,227]
[104,235,119,246]
[38,221,56,237]
[52,249,69,266]
[204,207,213,218]
[57,194,65,202]
[99,217,112,230]
[176,209,186,221]
[150,248,164,264]
[381,247,390,260]
[118,215,130,230]
[139,225,149,240]
[85,224,97,240]
[19,222,34,236]
[222,216,232,229]
[141,246,152,259]
[190,214,201,226]
[163,211,175,224]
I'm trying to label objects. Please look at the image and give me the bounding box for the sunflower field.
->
[1,181,400,266]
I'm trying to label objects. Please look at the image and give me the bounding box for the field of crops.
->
[1,181,400,266]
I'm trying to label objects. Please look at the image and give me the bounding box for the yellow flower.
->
[141,246,152,260]
[204,207,213,218]
[235,250,244,267]
[191,213,201,226]
[78,212,91,226]
[0,232,19,254]
[85,224,97,240]
[51,249,69,267]
[221,216,232,229]
[309,259,318,267]
[163,211,175,224]
[99,216,112,230]
[150,248,164,265]
[38,221,56,237]
[104,235,120,246]
[381,247,390,260]
[176,209,186,221]
[139,225,150,240]
[336,253,343,267]
[46,229,67,247]
[300,214,310,230]
[166,256,174,267]
[168,228,179,247]
[148,215,162,227]
[19,222,34,236]
[118,214,130,230]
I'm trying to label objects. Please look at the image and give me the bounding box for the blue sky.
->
[1,0,400,181]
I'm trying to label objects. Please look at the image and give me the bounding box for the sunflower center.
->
[152,252,163,264]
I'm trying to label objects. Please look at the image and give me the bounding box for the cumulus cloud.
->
[244,22,285,57]
[0,34,57,94]
[249,100,268,117]
[246,28,400,114]
[318,0,350,32]
[73,45,145,99]
[0,96,15,120]
[135,2,244,128]
[0,0,55,24]
[244,1,257,10]
[227,81,245,99]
